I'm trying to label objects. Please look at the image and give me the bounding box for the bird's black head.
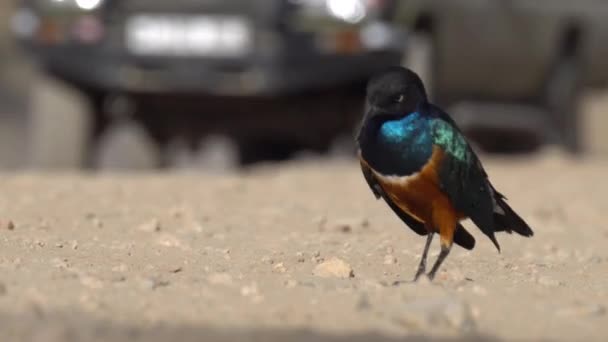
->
[365,67,428,116]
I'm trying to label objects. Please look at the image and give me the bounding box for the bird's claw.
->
[413,271,429,282]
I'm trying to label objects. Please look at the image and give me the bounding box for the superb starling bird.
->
[357,67,534,281]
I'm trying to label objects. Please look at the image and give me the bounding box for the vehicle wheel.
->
[236,138,300,166]
[94,118,163,170]
[193,135,238,171]
[545,57,582,154]
[328,133,356,159]
[0,113,24,169]
[402,33,435,99]
[27,73,93,169]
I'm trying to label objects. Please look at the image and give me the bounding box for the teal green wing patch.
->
[431,117,500,250]
[432,119,469,162]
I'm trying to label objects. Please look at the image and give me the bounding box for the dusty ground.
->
[0,153,607,342]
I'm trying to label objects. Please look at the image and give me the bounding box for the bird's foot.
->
[413,262,427,282]
[413,270,430,282]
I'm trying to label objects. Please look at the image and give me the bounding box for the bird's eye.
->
[395,94,405,103]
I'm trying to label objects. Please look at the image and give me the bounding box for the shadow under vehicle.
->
[397,0,608,154]
[12,0,404,168]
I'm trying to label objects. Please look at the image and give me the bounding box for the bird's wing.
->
[359,156,428,236]
[430,112,501,250]
[359,156,382,200]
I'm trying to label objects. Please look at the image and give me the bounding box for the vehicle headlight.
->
[74,0,104,11]
[289,0,369,24]
[48,0,105,11]
[325,0,367,24]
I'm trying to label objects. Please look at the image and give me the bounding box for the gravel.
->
[0,154,607,341]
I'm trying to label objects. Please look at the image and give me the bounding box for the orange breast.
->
[373,147,465,232]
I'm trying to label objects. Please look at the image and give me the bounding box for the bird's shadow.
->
[391,277,475,287]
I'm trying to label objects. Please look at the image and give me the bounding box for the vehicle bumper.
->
[40,50,401,96]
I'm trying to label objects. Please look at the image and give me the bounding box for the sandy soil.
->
[0,153,607,342]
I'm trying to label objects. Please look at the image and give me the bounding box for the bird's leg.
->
[414,232,434,281]
[427,204,456,281]
[428,244,452,280]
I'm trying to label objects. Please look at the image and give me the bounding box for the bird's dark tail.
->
[493,196,534,237]
[454,224,476,250]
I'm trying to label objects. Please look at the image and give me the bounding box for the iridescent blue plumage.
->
[376,112,433,175]
[363,107,471,178]
[378,112,421,142]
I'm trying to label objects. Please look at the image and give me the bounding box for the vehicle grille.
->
[112,0,279,18]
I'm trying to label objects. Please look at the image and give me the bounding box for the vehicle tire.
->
[0,113,23,169]
[27,73,93,169]
[94,118,163,170]
[401,33,435,99]
[236,139,300,166]
[193,135,238,171]
[545,57,582,154]
[328,133,356,159]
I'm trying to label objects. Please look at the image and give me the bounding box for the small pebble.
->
[141,277,170,290]
[157,234,184,248]
[329,218,370,233]
[472,285,488,296]
[207,273,233,286]
[112,264,128,273]
[85,213,103,228]
[92,218,103,228]
[2,220,15,231]
[333,221,352,233]
[295,252,306,263]
[273,262,287,273]
[138,218,161,233]
[537,276,563,287]
[80,275,104,289]
[261,256,274,264]
[110,275,127,283]
[169,206,185,219]
[313,257,354,278]
[187,220,204,233]
[311,251,323,263]
[384,255,397,265]
[284,279,298,288]
[240,283,263,303]
[169,267,183,274]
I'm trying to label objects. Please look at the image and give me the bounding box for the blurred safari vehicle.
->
[12,0,405,168]
[397,0,608,154]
